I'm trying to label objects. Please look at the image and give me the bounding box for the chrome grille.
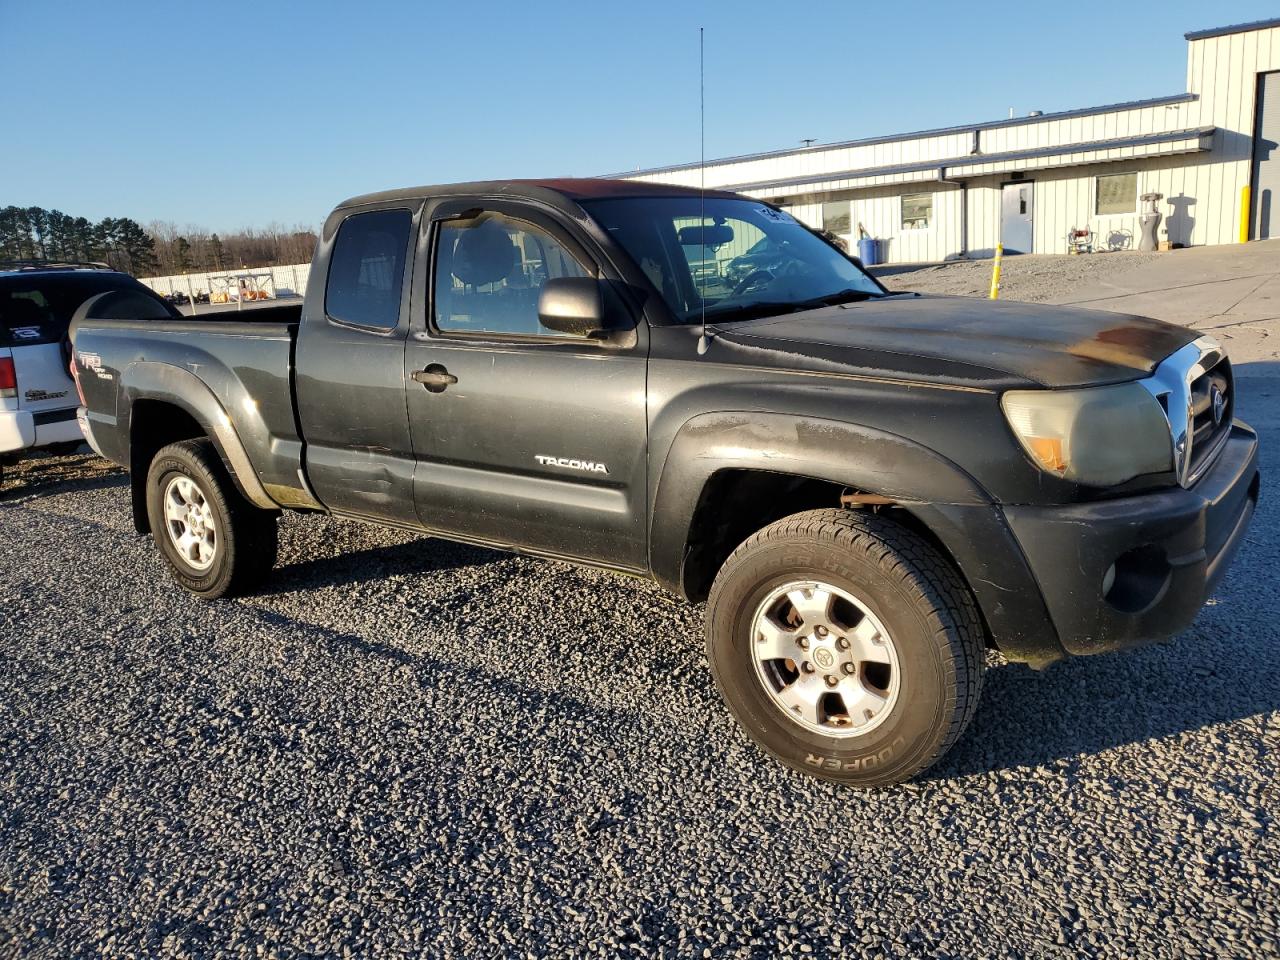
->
[1188,358,1232,480]
[1139,336,1229,488]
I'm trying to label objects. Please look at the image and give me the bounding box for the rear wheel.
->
[705,508,984,786]
[145,439,277,599]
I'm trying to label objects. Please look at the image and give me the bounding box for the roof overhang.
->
[723,127,1215,198]
[609,93,1198,180]
[1185,17,1280,41]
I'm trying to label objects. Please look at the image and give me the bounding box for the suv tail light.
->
[69,354,86,405]
[0,356,16,399]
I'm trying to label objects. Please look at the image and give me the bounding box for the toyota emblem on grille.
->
[1211,385,1226,426]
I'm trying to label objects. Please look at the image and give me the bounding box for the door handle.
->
[412,366,458,392]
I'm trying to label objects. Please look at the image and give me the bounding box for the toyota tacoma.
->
[69,179,1260,786]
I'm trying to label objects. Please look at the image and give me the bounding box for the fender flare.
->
[649,410,991,591]
[119,361,278,513]
[648,410,1065,665]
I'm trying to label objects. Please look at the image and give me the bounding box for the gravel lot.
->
[2,256,1278,957]
[876,251,1164,302]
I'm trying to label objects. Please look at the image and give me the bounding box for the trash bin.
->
[858,237,880,266]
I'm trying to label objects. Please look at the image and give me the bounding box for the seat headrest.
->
[452,222,518,287]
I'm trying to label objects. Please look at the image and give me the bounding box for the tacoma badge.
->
[535,455,609,475]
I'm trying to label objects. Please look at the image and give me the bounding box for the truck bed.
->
[176,301,304,325]
[70,314,310,509]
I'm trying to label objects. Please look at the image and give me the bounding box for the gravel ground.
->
[875,252,1163,302]
[2,278,1278,957]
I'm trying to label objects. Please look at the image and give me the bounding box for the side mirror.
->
[538,277,605,337]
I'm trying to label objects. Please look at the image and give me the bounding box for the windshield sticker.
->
[759,207,796,224]
[10,327,40,340]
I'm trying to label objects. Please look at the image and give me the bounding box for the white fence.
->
[138,262,313,300]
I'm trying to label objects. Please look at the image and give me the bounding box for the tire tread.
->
[708,507,985,784]
[148,439,277,599]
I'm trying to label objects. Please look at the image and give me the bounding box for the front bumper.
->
[1003,421,1260,657]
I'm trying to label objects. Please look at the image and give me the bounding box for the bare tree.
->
[141,220,318,274]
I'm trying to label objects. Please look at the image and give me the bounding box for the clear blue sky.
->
[2,0,1275,233]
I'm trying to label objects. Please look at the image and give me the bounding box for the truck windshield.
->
[581,197,884,324]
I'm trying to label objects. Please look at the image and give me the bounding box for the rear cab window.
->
[325,209,413,330]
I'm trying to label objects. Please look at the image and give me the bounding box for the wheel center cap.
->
[812,647,835,670]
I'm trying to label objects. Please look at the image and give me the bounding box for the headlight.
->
[1001,382,1173,486]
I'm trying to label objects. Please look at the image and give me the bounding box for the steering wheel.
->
[729,269,775,298]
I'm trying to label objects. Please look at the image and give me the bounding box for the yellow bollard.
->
[989,243,1003,300]
[1240,185,1251,243]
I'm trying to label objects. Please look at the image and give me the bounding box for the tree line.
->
[146,221,318,277]
[1,205,318,278]
[1,206,159,275]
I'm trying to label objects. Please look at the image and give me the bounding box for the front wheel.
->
[145,439,278,600]
[705,509,984,787]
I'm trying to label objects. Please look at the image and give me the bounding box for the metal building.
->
[622,18,1280,263]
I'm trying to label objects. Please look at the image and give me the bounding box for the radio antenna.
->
[696,26,711,355]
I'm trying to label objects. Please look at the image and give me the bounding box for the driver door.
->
[404,198,650,571]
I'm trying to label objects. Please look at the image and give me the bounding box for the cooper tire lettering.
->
[803,736,906,772]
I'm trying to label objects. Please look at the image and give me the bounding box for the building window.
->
[1096,173,1137,215]
[822,200,851,235]
[901,193,932,230]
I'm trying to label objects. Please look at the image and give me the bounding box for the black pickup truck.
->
[70,179,1260,785]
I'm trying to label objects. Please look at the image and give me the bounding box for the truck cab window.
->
[325,208,412,329]
[434,212,590,337]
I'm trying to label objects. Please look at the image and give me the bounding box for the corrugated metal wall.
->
[1184,25,1279,244]
[634,98,1205,198]
[805,186,966,263]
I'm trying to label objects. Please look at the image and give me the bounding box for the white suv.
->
[0,262,181,487]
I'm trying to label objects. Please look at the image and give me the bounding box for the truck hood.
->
[711,293,1197,390]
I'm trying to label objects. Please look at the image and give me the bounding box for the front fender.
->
[649,410,1066,665]
[650,411,990,584]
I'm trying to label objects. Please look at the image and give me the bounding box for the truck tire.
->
[145,439,278,600]
[705,508,984,787]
